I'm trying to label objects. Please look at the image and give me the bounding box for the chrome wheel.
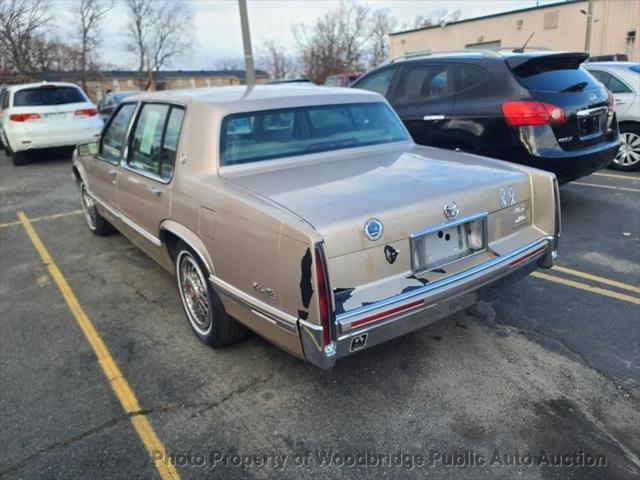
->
[615,132,640,167]
[80,184,97,230]
[177,252,212,335]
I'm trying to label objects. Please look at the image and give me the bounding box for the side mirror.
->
[77,142,99,157]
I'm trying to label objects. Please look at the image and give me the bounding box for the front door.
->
[389,63,454,148]
[86,103,137,215]
[116,102,185,245]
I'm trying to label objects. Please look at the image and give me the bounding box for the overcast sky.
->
[52,0,565,70]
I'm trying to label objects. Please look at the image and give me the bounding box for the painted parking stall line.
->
[553,265,640,294]
[591,172,640,181]
[572,182,640,193]
[531,271,640,305]
[0,209,82,229]
[17,211,180,480]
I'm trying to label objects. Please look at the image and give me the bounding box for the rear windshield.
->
[13,86,86,107]
[220,102,409,166]
[509,54,600,92]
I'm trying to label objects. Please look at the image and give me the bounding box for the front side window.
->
[127,103,185,181]
[354,68,395,96]
[394,65,449,104]
[13,86,86,107]
[220,102,408,166]
[100,103,136,164]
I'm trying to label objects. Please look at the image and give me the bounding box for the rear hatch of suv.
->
[506,52,614,150]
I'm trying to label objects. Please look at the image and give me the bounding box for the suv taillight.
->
[9,113,41,122]
[75,108,97,117]
[314,244,334,348]
[502,101,566,127]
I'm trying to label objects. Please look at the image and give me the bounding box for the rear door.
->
[388,63,454,147]
[116,102,185,243]
[586,68,636,117]
[507,53,613,150]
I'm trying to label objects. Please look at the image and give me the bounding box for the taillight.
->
[9,113,41,122]
[502,101,566,127]
[314,244,333,348]
[75,108,97,117]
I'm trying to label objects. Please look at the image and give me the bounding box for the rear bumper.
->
[8,125,102,153]
[515,137,620,185]
[300,237,553,369]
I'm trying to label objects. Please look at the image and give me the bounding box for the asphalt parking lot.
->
[1,148,639,479]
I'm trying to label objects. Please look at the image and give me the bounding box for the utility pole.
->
[584,0,594,52]
[238,0,255,86]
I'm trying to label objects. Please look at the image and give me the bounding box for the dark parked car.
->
[352,50,621,184]
[97,91,142,121]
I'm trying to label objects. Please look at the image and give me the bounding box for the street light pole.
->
[238,0,255,86]
[584,0,594,52]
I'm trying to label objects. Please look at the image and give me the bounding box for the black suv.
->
[351,50,620,184]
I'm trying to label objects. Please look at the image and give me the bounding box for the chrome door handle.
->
[423,115,445,121]
[148,186,162,197]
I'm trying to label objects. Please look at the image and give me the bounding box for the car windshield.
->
[220,102,408,166]
[13,86,86,106]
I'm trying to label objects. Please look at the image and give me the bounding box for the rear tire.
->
[611,124,640,171]
[79,182,115,236]
[175,243,246,347]
[11,151,29,166]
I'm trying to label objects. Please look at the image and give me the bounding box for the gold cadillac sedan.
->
[72,86,560,369]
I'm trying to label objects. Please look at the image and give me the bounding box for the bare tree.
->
[293,0,370,84]
[257,39,293,80]
[0,0,51,75]
[124,0,194,90]
[75,0,112,91]
[214,57,245,71]
[367,9,397,68]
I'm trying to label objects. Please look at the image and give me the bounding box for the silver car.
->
[585,62,640,171]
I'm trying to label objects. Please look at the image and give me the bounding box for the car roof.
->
[389,49,578,65]
[126,85,384,114]
[584,61,639,68]
[7,81,83,92]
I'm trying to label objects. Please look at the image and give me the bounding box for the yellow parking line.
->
[572,182,640,193]
[531,271,640,305]
[0,209,82,228]
[17,211,180,480]
[553,265,640,294]
[592,172,640,181]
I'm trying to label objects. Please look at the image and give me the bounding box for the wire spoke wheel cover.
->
[178,252,212,335]
[80,184,97,230]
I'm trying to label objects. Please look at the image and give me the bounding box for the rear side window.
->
[13,86,86,106]
[127,103,185,181]
[100,103,136,164]
[587,69,633,94]
[394,65,449,104]
[453,65,489,91]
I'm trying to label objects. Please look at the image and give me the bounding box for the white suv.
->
[0,82,103,165]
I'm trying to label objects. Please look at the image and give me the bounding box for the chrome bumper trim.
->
[337,237,549,328]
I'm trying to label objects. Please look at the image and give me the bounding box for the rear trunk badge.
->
[443,202,459,220]
[350,333,368,352]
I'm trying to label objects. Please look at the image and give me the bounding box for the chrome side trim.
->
[208,274,298,334]
[87,188,162,246]
[337,237,548,325]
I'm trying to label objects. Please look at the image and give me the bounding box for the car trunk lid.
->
[507,52,613,150]
[227,145,531,259]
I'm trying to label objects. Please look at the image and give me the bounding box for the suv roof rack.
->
[389,49,501,63]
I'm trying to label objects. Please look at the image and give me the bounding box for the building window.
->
[544,11,558,30]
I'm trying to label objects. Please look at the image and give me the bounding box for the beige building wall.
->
[390,0,639,61]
